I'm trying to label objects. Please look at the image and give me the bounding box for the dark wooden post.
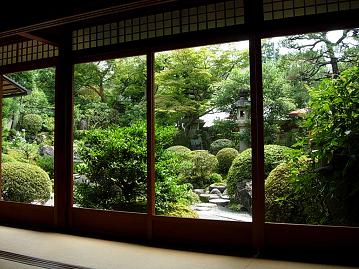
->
[250,32,265,251]
[54,30,74,231]
[248,0,265,252]
[146,52,155,240]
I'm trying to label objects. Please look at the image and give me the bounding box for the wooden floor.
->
[0,226,357,269]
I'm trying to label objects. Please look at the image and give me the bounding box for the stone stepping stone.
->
[209,198,230,207]
[192,203,218,211]
[194,189,205,195]
[221,195,230,199]
[209,184,227,193]
[199,193,220,202]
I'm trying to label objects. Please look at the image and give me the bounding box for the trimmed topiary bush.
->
[180,150,219,189]
[165,145,191,159]
[22,114,43,135]
[227,144,293,201]
[2,162,52,203]
[216,147,239,174]
[265,160,323,224]
[210,139,235,154]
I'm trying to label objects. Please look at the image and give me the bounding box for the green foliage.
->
[155,154,199,215]
[210,139,235,154]
[165,145,191,159]
[227,145,293,199]
[216,147,239,174]
[6,140,40,163]
[209,173,223,183]
[305,66,359,163]
[37,156,54,179]
[22,114,43,135]
[2,162,52,203]
[208,119,242,146]
[167,204,199,218]
[298,66,359,226]
[2,154,17,163]
[265,160,325,224]
[180,150,219,189]
[74,122,187,212]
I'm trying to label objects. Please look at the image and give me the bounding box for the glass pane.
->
[154,42,252,221]
[72,56,147,212]
[263,29,359,226]
[2,68,55,206]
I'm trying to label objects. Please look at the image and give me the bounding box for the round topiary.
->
[227,144,293,201]
[2,162,52,203]
[22,114,43,135]
[165,145,191,159]
[210,139,235,155]
[180,150,219,189]
[216,147,239,174]
[265,160,320,224]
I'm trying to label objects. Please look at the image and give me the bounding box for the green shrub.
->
[209,173,223,183]
[180,150,219,189]
[2,162,52,203]
[6,148,26,162]
[155,154,199,215]
[227,145,293,199]
[2,154,17,163]
[22,114,43,135]
[37,156,54,179]
[74,121,193,213]
[210,139,235,154]
[216,147,239,174]
[265,160,323,224]
[165,145,191,159]
[167,204,199,218]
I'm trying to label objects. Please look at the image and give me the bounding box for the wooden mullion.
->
[146,51,155,240]
[248,0,265,253]
[250,31,265,252]
[54,30,74,231]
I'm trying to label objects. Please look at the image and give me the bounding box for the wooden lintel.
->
[18,32,59,47]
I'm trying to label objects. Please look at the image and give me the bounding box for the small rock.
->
[199,193,220,202]
[39,145,54,156]
[210,188,222,195]
[194,189,205,195]
[209,184,227,193]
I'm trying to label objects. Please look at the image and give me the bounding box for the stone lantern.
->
[233,89,250,151]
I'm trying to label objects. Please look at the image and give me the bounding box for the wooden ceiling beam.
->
[18,32,59,47]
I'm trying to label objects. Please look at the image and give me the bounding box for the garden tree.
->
[155,46,248,138]
[35,68,56,104]
[281,30,359,80]
[213,58,297,144]
[74,60,116,103]
[110,56,147,126]
[4,70,53,132]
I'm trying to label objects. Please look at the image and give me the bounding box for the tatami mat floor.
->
[0,226,357,269]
